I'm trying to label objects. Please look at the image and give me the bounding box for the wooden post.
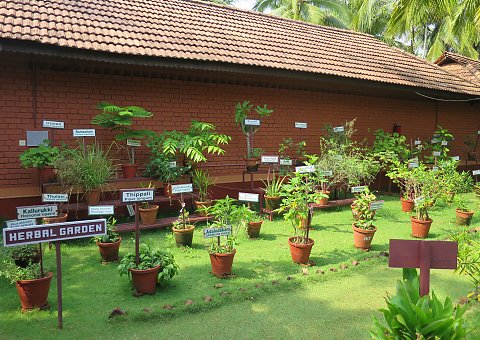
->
[135,202,140,265]
[55,241,63,329]
[419,241,431,296]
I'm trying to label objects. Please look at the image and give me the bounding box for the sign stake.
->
[39,242,44,277]
[419,241,431,296]
[55,241,63,329]
[135,202,140,265]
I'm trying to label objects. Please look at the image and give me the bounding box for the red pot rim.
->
[264,195,281,199]
[455,208,474,215]
[129,265,161,274]
[122,163,137,167]
[210,249,236,257]
[172,225,195,232]
[96,237,122,246]
[410,216,433,223]
[401,197,414,203]
[17,271,53,285]
[248,221,263,226]
[352,224,377,233]
[139,205,159,212]
[288,237,314,246]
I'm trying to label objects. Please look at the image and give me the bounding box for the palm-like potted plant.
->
[172,209,195,247]
[117,244,178,295]
[19,139,59,183]
[192,169,214,216]
[351,188,377,249]
[234,100,273,172]
[454,197,474,226]
[262,170,286,211]
[94,218,122,262]
[91,102,154,178]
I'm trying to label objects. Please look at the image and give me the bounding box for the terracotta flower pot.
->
[209,249,236,277]
[247,220,263,238]
[316,190,330,206]
[139,205,159,225]
[172,225,195,247]
[194,200,213,216]
[352,224,377,250]
[456,209,474,226]
[411,216,432,238]
[245,158,259,172]
[288,237,314,264]
[16,272,53,311]
[401,197,414,212]
[42,213,68,224]
[85,189,101,206]
[129,266,161,294]
[96,237,122,262]
[38,166,56,183]
[264,195,282,211]
[121,163,138,179]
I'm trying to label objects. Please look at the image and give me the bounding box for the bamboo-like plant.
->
[192,169,214,202]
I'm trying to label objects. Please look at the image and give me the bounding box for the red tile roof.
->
[1,0,479,95]
[435,52,480,86]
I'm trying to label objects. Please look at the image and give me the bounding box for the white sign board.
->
[280,158,293,166]
[73,129,95,137]
[333,126,344,133]
[369,200,384,211]
[431,139,439,144]
[433,151,441,157]
[6,219,37,229]
[414,196,425,205]
[451,156,460,161]
[17,205,58,220]
[408,162,419,169]
[88,205,115,216]
[238,192,259,202]
[42,193,69,203]
[432,166,439,171]
[295,165,315,173]
[261,155,279,164]
[321,170,333,177]
[414,140,421,145]
[126,139,141,147]
[203,226,232,238]
[244,119,260,126]
[351,186,367,193]
[126,205,135,216]
[472,170,480,176]
[295,122,307,129]
[171,183,193,194]
[333,154,343,160]
[42,120,64,129]
[169,161,177,168]
[441,141,448,146]
[121,189,155,203]
[477,130,480,135]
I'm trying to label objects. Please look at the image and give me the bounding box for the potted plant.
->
[244,207,263,239]
[138,183,159,225]
[19,139,59,183]
[42,212,68,224]
[386,159,415,212]
[234,100,273,172]
[454,197,474,226]
[117,244,178,295]
[423,125,453,164]
[262,170,286,211]
[94,218,122,262]
[91,102,154,178]
[410,165,436,238]
[278,172,326,264]
[0,261,53,311]
[351,188,377,249]
[192,169,214,216]
[172,209,195,247]
[278,138,294,176]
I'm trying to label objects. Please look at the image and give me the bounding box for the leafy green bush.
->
[451,230,480,287]
[352,187,377,230]
[0,262,45,284]
[19,140,59,168]
[372,129,410,168]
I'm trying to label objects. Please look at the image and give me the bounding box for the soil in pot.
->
[16,272,53,311]
[139,205,159,225]
[316,191,330,206]
[39,166,56,183]
[352,224,377,249]
[122,164,138,178]
[456,209,474,226]
[411,216,432,238]
[172,225,195,247]
[129,266,161,295]
[42,213,68,224]
[209,249,236,277]
[245,158,259,172]
[85,189,101,206]
[288,237,314,264]
[401,198,414,212]
[97,237,122,262]
[194,200,213,216]
[264,196,282,211]
[247,221,263,238]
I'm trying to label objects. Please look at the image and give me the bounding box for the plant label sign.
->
[414,140,421,145]
[88,205,114,216]
[171,183,193,194]
[333,154,343,160]
[431,139,439,144]
[17,204,58,220]
[120,189,155,203]
[295,165,315,173]
[477,130,480,135]
[408,161,419,169]
[42,120,65,129]
[3,219,107,247]
[244,119,260,126]
[321,170,333,177]
[42,193,69,203]
[126,139,141,147]
[280,158,293,166]
[169,161,177,168]
[432,166,439,171]
[203,226,232,238]
[238,192,259,202]
[295,122,307,129]
[451,156,460,161]
[441,141,448,146]
[333,126,344,133]
[5,218,37,229]
[414,196,425,205]
[369,200,384,211]
[472,170,480,176]
[351,186,366,193]
[73,129,95,137]
[261,155,279,164]
[433,151,441,157]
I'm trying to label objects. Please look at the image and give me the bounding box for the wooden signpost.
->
[3,219,106,329]
[389,239,457,296]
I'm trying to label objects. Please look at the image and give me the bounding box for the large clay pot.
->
[194,200,213,216]
[86,189,101,206]
[456,209,474,226]
[209,249,236,277]
[352,224,377,250]
[316,190,330,206]
[96,237,122,262]
[264,195,282,211]
[122,164,138,179]
[247,220,263,238]
[42,213,68,224]
[129,266,161,294]
[139,205,159,225]
[401,197,414,212]
[172,225,195,247]
[16,272,53,311]
[245,158,259,172]
[39,166,56,183]
[288,237,314,264]
[411,216,432,238]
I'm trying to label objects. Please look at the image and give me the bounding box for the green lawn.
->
[1,194,479,339]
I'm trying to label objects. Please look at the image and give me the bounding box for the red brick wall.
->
[0,54,478,189]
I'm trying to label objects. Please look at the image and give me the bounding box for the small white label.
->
[432,166,439,171]
[295,122,307,129]
[238,192,259,202]
[414,196,425,205]
[244,119,260,126]
[126,205,135,216]
[441,141,448,146]
[431,139,439,144]
[126,139,141,147]
[42,193,69,203]
[261,156,279,163]
[451,156,460,161]
[321,170,333,177]
[472,170,480,176]
[42,120,65,129]
[73,129,96,137]
[280,158,293,166]
[19,140,26,146]
[414,140,421,145]
[171,183,193,194]
[433,151,441,157]
[17,205,58,220]
[169,161,177,168]
[6,219,37,229]
[351,186,366,193]
[203,226,232,238]
[121,189,155,203]
[333,126,344,133]
[369,200,384,211]
[295,165,315,173]
[408,162,419,168]
[477,130,480,135]
[88,205,114,216]
[333,154,343,160]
